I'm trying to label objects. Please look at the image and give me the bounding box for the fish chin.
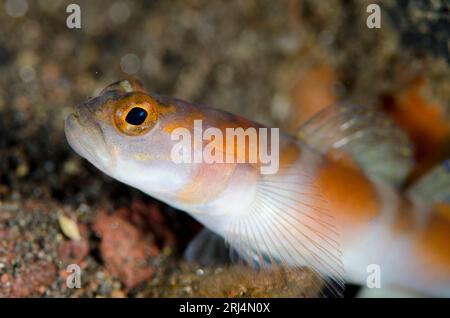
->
[65,113,115,174]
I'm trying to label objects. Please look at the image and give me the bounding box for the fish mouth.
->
[65,113,115,173]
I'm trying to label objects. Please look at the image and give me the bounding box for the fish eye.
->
[125,107,148,126]
[113,95,158,136]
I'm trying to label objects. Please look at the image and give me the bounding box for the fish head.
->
[64,78,189,195]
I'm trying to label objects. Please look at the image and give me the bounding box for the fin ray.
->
[255,193,343,277]
[247,200,328,294]
[224,161,346,297]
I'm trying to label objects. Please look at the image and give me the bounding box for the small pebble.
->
[196,268,204,276]
[58,215,81,241]
[16,163,29,178]
[63,158,81,175]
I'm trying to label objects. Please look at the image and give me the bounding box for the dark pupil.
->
[125,107,148,125]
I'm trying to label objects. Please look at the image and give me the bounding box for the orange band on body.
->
[415,204,450,274]
[314,155,380,228]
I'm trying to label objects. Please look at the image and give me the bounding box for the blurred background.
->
[0,0,449,297]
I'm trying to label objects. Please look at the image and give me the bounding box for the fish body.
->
[65,79,450,296]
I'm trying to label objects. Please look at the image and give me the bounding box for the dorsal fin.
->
[408,159,450,207]
[297,104,414,187]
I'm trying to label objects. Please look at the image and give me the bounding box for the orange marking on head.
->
[189,114,267,166]
[163,110,206,133]
[221,127,259,164]
[155,102,176,116]
[214,122,298,171]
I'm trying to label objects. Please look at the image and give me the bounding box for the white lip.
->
[65,114,115,173]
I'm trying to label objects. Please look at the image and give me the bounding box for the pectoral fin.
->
[224,161,346,297]
[184,228,232,266]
